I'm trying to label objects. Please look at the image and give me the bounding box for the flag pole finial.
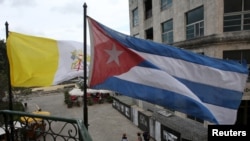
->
[5,21,9,39]
[83,2,87,8]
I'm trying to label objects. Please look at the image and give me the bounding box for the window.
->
[144,0,152,19]
[187,115,204,123]
[223,49,250,82]
[145,28,153,40]
[161,0,172,11]
[224,0,250,32]
[162,19,173,44]
[186,6,204,40]
[132,8,139,27]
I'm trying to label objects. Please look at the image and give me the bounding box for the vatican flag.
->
[7,32,84,87]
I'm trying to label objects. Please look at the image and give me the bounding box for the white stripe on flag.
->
[115,66,237,124]
[53,40,83,84]
[206,103,237,124]
[115,66,202,103]
[137,51,247,92]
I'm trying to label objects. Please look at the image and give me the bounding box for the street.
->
[23,92,143,141]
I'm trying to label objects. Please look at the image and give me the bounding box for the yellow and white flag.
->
[7,32,84,87]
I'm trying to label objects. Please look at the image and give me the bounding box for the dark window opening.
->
[224,0,250,32]
[145,28,153,40]
[223,50,250,82]
[244,0,250,10]
[144,0,152,19]
[224,0,242,13]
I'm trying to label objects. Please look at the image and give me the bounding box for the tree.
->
[0,40,8,101]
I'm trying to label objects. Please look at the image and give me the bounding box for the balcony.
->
[0,110,92,141]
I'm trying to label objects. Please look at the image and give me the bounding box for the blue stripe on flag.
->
[176,78,243,109]
[137,60,243,109]
[93,77,218,124]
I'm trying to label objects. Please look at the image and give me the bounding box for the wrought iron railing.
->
[0,110,92,141]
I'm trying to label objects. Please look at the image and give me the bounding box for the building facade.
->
[126,0,250,140]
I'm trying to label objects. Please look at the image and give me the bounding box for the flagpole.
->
[83,2,88,129]
[5,22,13,111]
[5,21,15,141]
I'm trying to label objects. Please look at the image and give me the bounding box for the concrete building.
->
[124,0,250,140]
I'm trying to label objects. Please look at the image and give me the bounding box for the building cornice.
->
[173,31,250,49]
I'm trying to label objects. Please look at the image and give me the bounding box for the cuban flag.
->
[87,17,249,125]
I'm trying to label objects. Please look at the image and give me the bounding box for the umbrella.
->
[98,89,113,94]
[87,89,99,94]
[69,88,83,96]
[32,111,50,116]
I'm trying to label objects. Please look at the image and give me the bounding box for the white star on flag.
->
[105,44,123,65]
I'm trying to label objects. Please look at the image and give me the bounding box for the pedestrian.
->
[143,131,150,141]
[98,93,103,104]
[121,133,128,141]
[137,132,142,141]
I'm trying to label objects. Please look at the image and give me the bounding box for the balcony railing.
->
[0,110,92,141]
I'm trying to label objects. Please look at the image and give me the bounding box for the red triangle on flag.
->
[89,20,144,86]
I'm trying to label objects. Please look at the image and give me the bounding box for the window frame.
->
[223,0,250,32]
[161,0,172,11]
[186,6,204,40]
[132,8,139,27]
[161,19,173,44]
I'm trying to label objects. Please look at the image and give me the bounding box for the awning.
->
[69,88,114,96]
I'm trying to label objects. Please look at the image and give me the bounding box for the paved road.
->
[23,93,143,141]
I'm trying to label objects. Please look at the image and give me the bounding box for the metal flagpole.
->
[5,21,15,141]
[83,2,88,129]
[5,22,13,111]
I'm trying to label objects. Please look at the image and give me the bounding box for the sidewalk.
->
[24,93,144,141]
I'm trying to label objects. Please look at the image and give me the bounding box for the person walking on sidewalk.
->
[121,133,128,141]
[143,131,150,141]
[137,132,142,141]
